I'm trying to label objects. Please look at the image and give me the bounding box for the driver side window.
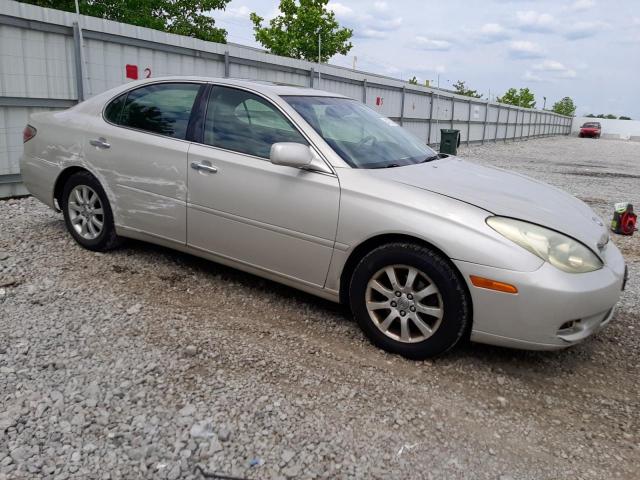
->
[204,86,307,159]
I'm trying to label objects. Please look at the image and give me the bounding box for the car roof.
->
[131,76,348,98]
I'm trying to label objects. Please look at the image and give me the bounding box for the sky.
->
[213,0,640,118]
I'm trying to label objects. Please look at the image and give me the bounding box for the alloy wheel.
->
[365,264,444,343]
[67,185,104,240]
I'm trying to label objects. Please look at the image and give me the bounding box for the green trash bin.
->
[439,129,460,155]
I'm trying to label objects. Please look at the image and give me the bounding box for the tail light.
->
[23,125,37,143]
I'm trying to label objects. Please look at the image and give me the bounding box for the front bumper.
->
[580,130,600,137]
[455,242,626,350]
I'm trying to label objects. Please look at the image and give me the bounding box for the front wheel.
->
[61,171,122,251]
[349,243,471,359]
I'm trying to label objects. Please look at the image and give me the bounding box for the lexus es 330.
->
[20,77,627,358]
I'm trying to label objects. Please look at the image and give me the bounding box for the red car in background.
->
[579,121,601,138]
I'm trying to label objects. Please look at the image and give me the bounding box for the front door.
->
[187,85,340,287]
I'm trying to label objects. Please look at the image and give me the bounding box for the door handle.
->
[90,137,111,149]
[190,162,218,174]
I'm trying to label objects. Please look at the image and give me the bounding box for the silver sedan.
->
[20,77,627,358]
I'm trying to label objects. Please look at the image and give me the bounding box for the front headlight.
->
[487,216,603,273]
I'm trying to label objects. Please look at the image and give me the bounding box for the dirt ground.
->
[0,136,638,480]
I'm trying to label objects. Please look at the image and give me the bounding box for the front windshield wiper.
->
[420,155,440,163]
[370,163,400,169]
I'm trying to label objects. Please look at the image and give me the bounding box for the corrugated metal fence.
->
[0,0,572,197]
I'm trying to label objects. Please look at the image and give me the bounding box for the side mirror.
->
[270,142,314,169]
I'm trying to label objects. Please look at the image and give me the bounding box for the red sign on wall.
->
[125,64,138,80]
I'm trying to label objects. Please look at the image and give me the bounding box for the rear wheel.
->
[61,171,121,251]
[349,243,470,359]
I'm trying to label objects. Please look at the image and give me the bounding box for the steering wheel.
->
[356,135,377,149]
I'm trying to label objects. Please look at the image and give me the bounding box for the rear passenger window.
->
[112,83,201,139]
[204,86,307,158]
[104,94,126,124]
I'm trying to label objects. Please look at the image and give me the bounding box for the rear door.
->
[84,81,203,244]
[186,85,340,287]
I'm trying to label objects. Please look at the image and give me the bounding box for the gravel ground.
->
[1,136,638,480]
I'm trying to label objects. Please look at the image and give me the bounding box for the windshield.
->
[283,96,437,169]
[582,122,600,128]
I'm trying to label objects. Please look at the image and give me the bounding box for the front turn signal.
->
[470,275,518,294]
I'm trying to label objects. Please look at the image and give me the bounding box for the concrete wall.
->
[0,0,572,197]
[572,117,640,140]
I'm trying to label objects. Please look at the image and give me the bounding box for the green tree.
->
[551,97,576,116]
[19,0,229,42]
[497,88,536,108]
[408,76,419,85]
[604,113,618,119]
[585,113,596,118]
[619,116,632,120]
[250,0,353,62]
[452,80,481,98]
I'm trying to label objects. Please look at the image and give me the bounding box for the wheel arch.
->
[53,166,95,211]
[338,233,473,333]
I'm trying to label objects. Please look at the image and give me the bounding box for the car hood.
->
[367,157,608,253]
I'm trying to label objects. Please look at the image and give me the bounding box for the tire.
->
[349,243,470,359]
[61,171,122,251]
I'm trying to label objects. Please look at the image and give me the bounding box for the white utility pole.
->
[74,0,86,100]
[74,0,83,43]
[435,73,441,144]
[317,31,321,88]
